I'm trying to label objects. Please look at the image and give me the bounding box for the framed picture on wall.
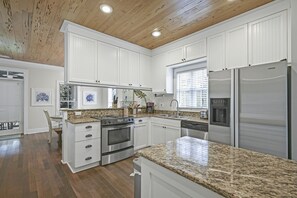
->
[31,88,53,106]
[83,91,97,106]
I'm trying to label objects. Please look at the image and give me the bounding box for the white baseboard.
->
[25,127,48,134]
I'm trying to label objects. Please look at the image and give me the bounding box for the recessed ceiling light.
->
[152,30,161,37]
[100,4,113,14]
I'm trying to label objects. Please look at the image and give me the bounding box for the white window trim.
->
[173,61,208,111]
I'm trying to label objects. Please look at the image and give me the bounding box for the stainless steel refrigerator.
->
[208,61,291,159]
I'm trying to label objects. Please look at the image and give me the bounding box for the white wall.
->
[290,0,297,160]
[28,68,63,133]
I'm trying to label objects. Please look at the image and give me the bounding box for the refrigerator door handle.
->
[234,69,239,148]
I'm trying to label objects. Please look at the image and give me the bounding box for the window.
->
[57,82,77,112]
[175,64,208,109]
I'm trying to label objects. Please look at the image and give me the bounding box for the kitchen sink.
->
[156,114,189,120]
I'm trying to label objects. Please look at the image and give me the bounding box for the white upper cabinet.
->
[139,54,152,88]
[167,47,184,65]
[151,53,173,93]
[68,33,98,83]
[97,42,119,85]
[226,25,248,69]
[184,39,206,61]
[207,32,226,72]
[119,48,140,87]
[166,39,206,66]
[129,51,140,86]
[119,48,130,86]
[249,11,287,66]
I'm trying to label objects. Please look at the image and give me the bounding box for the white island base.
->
[141,157,223,198]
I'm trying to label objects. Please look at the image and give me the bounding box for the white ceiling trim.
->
[0,58,64,71]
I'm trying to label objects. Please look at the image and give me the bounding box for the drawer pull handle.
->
[85,134,92,138]
[85,125,92,129]
[85,145,92,148]
[85,157,92,161]
[139,120,143,122]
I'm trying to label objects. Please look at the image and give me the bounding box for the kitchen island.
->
[137,137,297,198]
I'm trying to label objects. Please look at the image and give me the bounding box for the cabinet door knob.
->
[85,134,92,138]
[85,145,92,148]
[85,157,92,161]
[85,125,92,129]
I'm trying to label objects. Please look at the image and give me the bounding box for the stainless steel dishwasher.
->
[181,120,208,140]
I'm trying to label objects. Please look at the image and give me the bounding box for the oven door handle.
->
[102,124,132,130]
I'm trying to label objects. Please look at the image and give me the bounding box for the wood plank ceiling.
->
[0,0,272,67]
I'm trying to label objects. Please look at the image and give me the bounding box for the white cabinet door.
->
[184,39,206,61]
[97,42,119,85]
[249,11,287,66]
[226,25,248,69]
[167,47,184,65]
[151,123,165,145]
[68,33,97,83]
[129,51,140,86]
[151,53,167,92]
[134,124,149,150]
[119,49,140,87]
[139,54,152,88]
[119,48,130,86]
[207,32,226,72]
[165,126,181,143]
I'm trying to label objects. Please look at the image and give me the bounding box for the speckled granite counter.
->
[131,113,208,123]
[66,117,100,124]
[65,114,208,124]
[137,137,297,198]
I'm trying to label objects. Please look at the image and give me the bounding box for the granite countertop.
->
[132,113,208,124]
[66,117,100,124]
[66,114,208,124]
[137,137,297,198]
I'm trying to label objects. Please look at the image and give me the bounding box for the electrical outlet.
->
[75,111,82,116]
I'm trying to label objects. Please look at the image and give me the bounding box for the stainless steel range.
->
[100,116,134,165]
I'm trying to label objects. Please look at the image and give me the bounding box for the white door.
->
[207,32,226,72]
[0,79,23,136]
[248,11,287,66]
[139,54,151,88]
[151,53,167,92]
[167,47,184,65]
[151,123,165,145]
[119,48,130,86]
[68,33,97,83]
[97,42,119,85]
[128,51,140,87]
[134,124,149,150]
[165,126,181,142]
[184,39,206,61]
[226,24,248,69]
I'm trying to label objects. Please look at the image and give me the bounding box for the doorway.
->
[0,74,24,137]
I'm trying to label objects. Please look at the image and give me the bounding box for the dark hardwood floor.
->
[0,133,134,198]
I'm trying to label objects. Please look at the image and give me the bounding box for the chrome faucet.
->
[170,99,179,117]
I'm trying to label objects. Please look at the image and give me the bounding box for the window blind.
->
[176,68,208,108]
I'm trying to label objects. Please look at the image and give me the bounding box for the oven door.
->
[102,124,134,153]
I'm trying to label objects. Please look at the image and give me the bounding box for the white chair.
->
[43,110,62,148]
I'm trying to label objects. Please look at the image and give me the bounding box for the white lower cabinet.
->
[134,118,149,150]
[151,123,166,145]
[150,118,181,145]
[165,126,181,142]
[68,122,101,173]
